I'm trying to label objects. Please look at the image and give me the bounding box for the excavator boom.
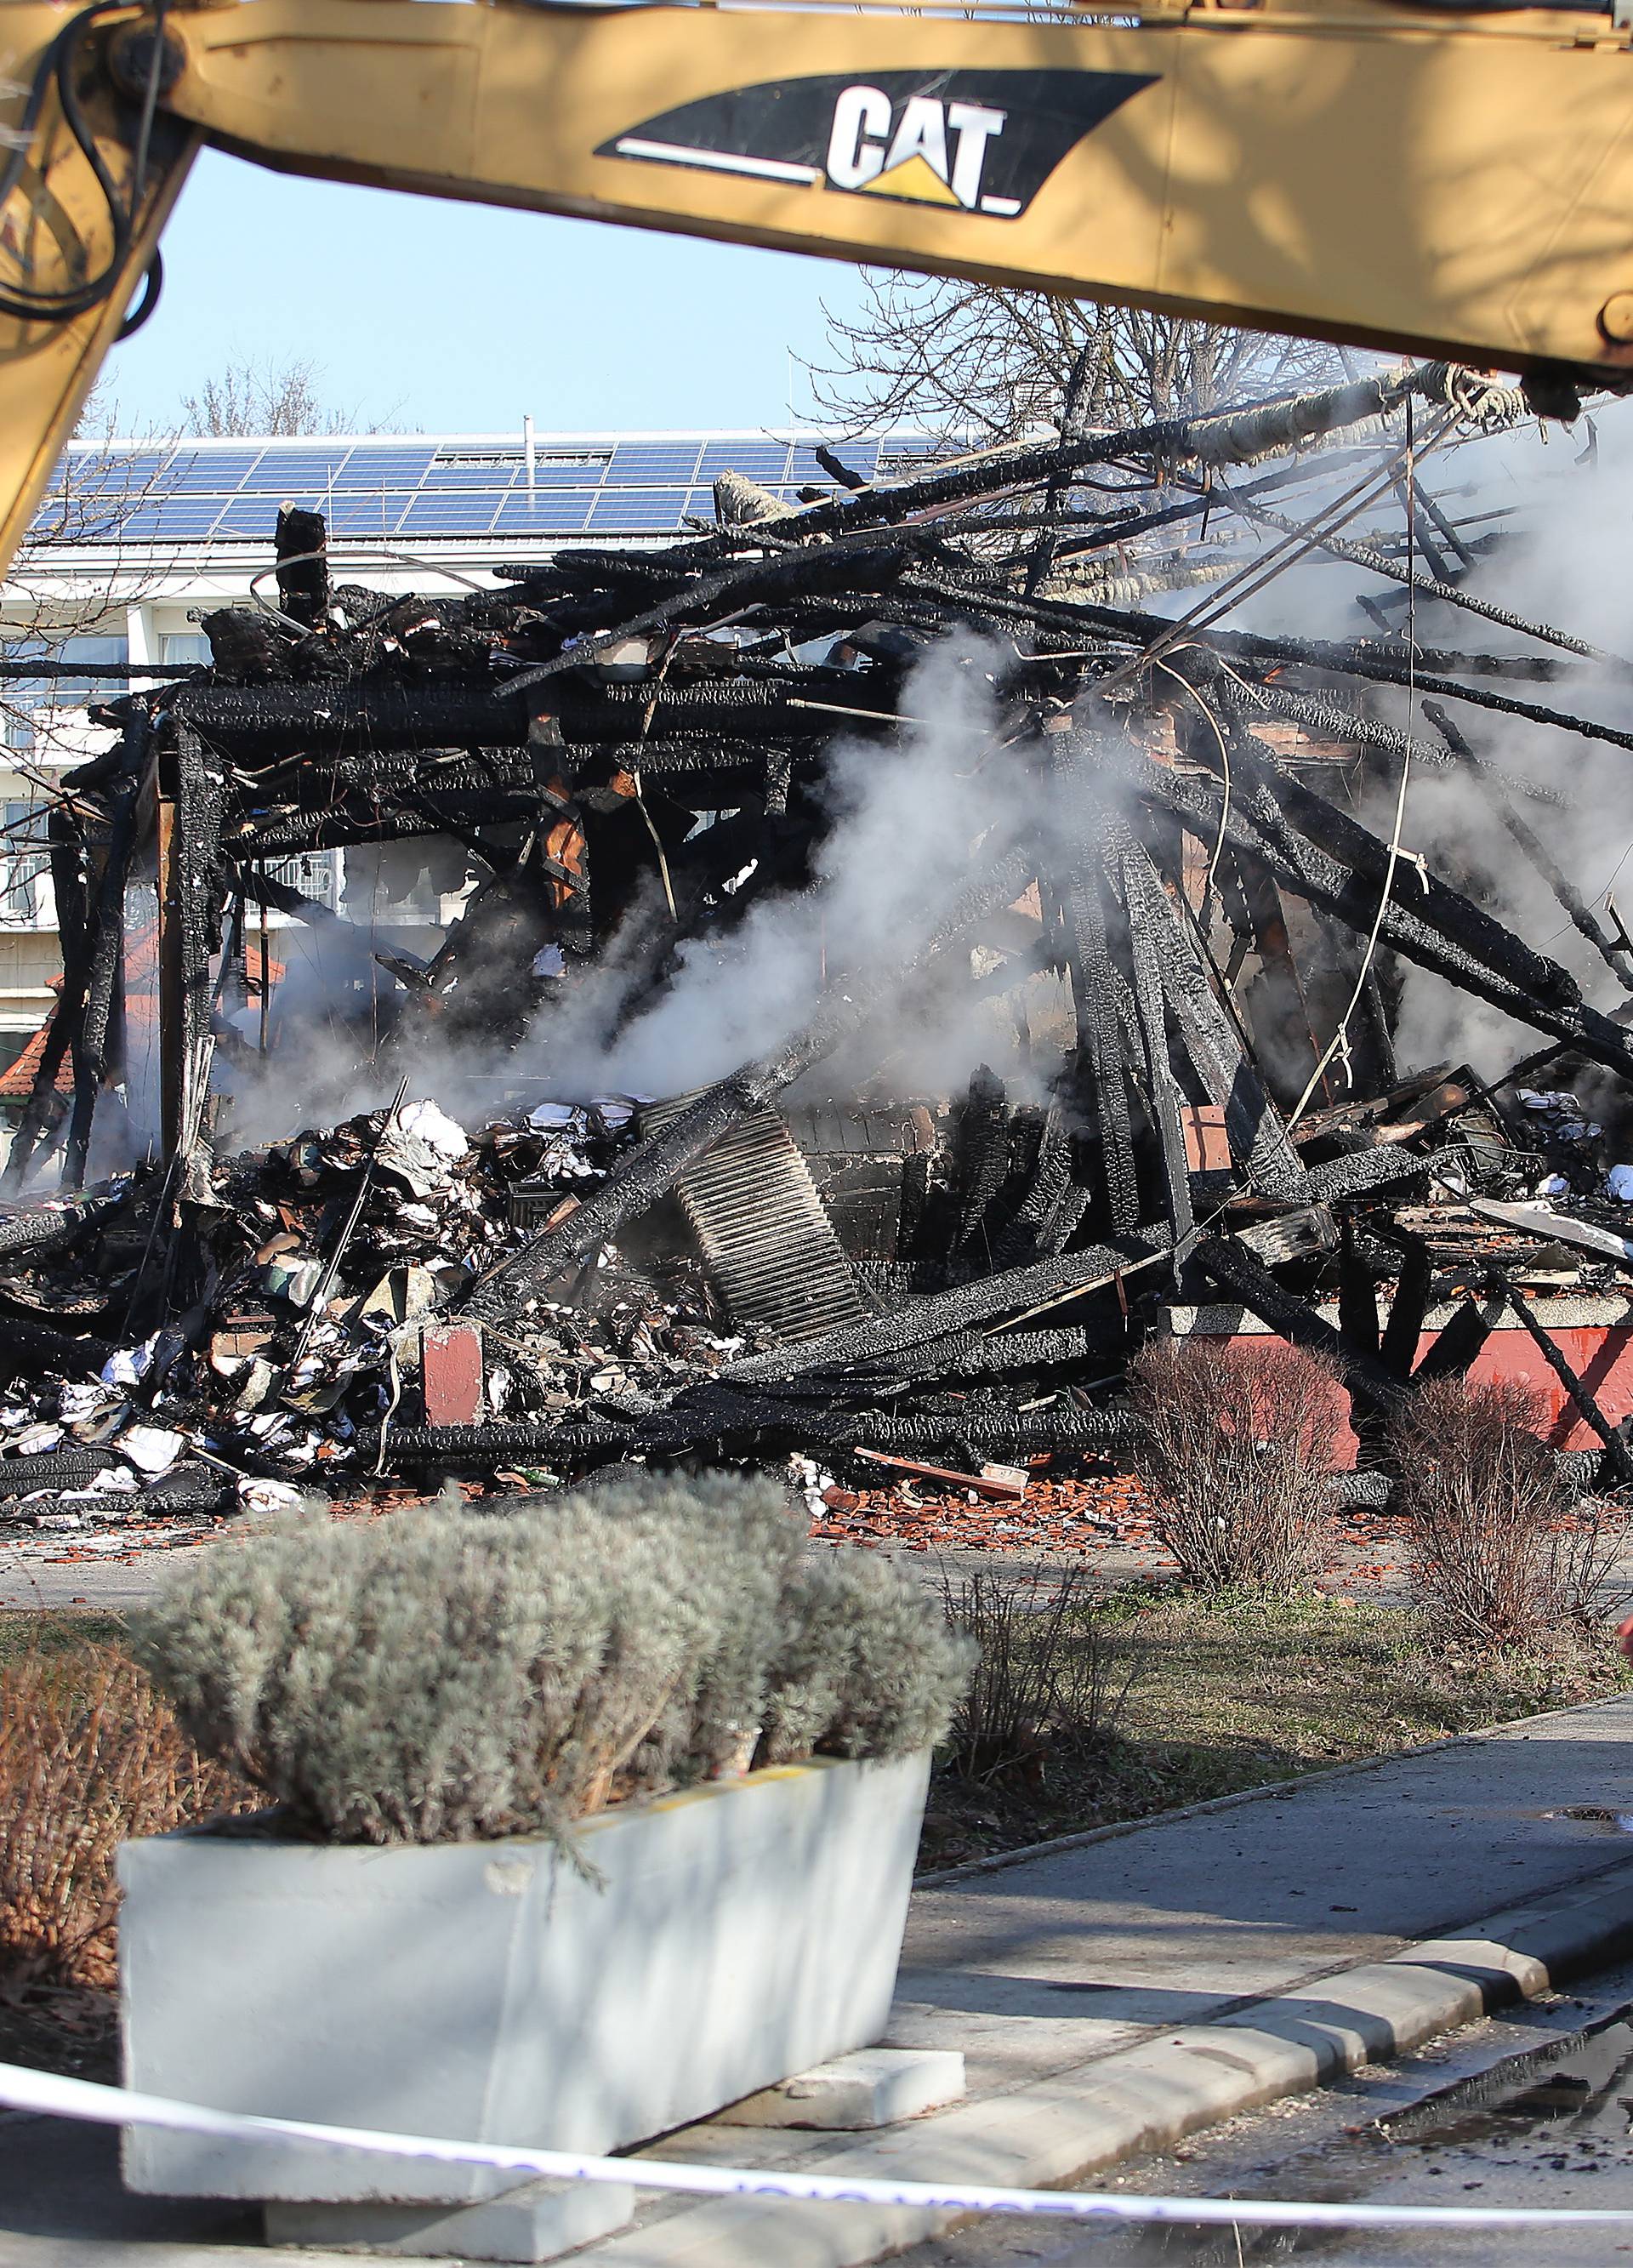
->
[2,0,1632,570]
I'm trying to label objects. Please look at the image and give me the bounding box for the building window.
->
[0,801,49,924]
[0,632,128,755]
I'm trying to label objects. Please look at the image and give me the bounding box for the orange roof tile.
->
[0,987,70,1103]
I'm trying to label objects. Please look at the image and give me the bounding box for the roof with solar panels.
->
[27,429,962,556]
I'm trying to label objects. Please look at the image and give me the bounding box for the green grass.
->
[0,1608,127,1667]
[919,1588,1632,1870]
[1122,1587,1619,1767]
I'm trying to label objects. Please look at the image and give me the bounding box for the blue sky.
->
[103,149,875,438]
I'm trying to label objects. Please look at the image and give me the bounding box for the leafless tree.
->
[3,353,358,767]
[811,275,1344,443]
[809,278,1359,616]
[71,382,121,441]
[179,353,355,438]
[1,429,165,776]
[0,383,174,924]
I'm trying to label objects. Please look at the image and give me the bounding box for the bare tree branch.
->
[809,274,1343,443]
[179,354,356,439]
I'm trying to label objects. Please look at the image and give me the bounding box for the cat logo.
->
[825,87,1011,212]
[599,69,1157,223]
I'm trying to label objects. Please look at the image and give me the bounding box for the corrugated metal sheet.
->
[645,1097,868,1343]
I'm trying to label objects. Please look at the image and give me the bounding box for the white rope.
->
[1156,652,1232,911]
[1288,395,1424,1129]
[5,2061,1633,2237]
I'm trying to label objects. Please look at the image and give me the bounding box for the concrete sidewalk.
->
[898,1686,1633,2094]
[9,1693,1633,2264]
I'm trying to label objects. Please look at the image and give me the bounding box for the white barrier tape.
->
[3,2059,1633,2237]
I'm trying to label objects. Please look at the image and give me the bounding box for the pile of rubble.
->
[5,356,1633,1521]
[0,1097,771,1524]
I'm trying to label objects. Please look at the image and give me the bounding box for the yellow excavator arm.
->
[3,0,1633,574]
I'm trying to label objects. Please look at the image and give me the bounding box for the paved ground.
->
[0,1522,219,1609]
[15,1469,1633,1616]
[774,1690,1633,2102]
[0,1459,1431,1613]
[0,1508,1418,1613]
[9,1694,1633,2262]
[14,1499,1630,1617]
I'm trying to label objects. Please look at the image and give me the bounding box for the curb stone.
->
[576,1856,1633,2268]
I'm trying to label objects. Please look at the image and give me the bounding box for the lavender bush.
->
[132,1469,970,1846]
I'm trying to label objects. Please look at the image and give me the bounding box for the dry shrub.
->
[1552,1494,1633,1632]
[1391,1377,1601,1649]
[0,1646,247,1992]
[942,1566,1141,1782]
[1129,1336,1343,1592]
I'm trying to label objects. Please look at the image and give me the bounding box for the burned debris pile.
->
[3,355,1633,1524]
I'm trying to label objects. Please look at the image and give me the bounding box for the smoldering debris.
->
[9,355,1633,1526]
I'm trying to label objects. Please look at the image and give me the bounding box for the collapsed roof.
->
[2,356,1631,1509]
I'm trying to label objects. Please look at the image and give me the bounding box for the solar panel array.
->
[35,432,959,549]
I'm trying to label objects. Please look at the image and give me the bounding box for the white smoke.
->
[1188,396,1633,1085]
[206,633,1059,1144]
[523,630,1052,1105]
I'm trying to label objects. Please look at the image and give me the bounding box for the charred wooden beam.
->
[782,363,1453,540]
[1110,819,1312,1203]
[1302,1144,1466,1201]
[354,1395,1134,1472]
[1192,1234,1408,1416]
[1377,1225,1431,1379]
[229,795,544,856]
[951,1066,1015,1255]
[62,775,139,1190]
[1200,690,1578,1007]
[989,1103,1085,1268]
[1336,1218,1381,1359]
[1230,847,1330,1108]
[237,862,345,930]
[723,1227,1172,1390]
[275,504,329,631]
[163,675,897,763]
[1046,732,1140,1231]
[1129,749,1633,1082]
[1411,1295,1493,1383]
[0,1181,134,1262]
[1221,487,1602,665]
[777,1325,1106,1394]
[1111,824,1194,1245]
[1499,1283,1633,1484]
[157,724,227,1172]
[1424,698,1633,994]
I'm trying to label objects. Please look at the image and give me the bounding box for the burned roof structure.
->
[2,355,1632,1513]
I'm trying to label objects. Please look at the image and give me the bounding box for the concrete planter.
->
[119,1750,930,2206]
